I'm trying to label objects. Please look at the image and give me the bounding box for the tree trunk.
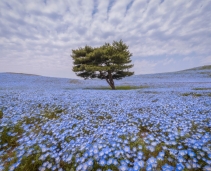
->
[106,71,115,90]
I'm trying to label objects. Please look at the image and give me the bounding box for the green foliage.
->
[15,146,43,171]
[201,65,211,70]
[0,109,3,119]
[0,122,24,169]
[85,85,149,90]
[193,87,211,90]
[181,92,202,97]
[0,122,23,151]
[71,40,134,89]
[181,93,190,96]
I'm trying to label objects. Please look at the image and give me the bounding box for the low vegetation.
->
[0,109,3,119]
[193,88,211,90]
[1,66,211,170]
[181,93,202,97]
[84,85,149,90]
[200,65,211,70]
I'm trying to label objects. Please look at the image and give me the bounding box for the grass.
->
[84,85,149,90]
[6,72,38,76]
[181,93,202,97]
[182,92,211,97]
[0,109,3,119]
[0,122,23,151]
[0,107,69,170]
[200,65,211,70]
[0,122,24,170]
[69,79,82,84]
[193,88,211,90]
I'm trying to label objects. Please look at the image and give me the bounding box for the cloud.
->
[0,0,211,78]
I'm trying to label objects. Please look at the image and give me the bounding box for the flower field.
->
[0,67,211,171]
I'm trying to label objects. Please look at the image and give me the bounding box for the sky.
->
[0,0,211,79]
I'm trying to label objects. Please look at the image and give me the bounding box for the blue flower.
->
[124,146,130,153]
[107,158,113,165]
[147,157,157,167]
[137,160,145,168]
[175,163,184,171]
[119,165,128,171]
[87,158,93,166]
[203,165,211,171]
[162,164,175,171]
[99,159,106,166]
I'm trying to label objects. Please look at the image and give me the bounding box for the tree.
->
[71,40,134,89]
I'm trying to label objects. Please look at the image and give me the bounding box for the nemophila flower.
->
[162,146,168,150]
[157,155,164,161]
[119,165,128,171]
[136,160,145,168]
[179,150,187,156]
[39,166,46,171]
[124,140,129,144]
[131,137,137,142]
[151,141,157,146]
[147,145,155,152]
[146,165,152,171]
[168,157,174,162]
[107,158,113,165]
[93,154,100,160]
[108,151,113,157]
[202,147,210,152]
[176,163,185,171]
[99,159,106,166]
[124,146,130,153]
[76,164,83,171]
[185,163,192,169]
[99,151,104,157]
[87,158,93,166]
[114,150,120,158]
[137,151,143,159]
[132,147,137,152]
[192,162,199,169]
[52,165,57,170]
[93,148,99,154]
[207,160,211,165]
[147,157,157,167]
[204,165,211,171]
[199,151,205,157]
[138,145,142,150]
[162,164,175,171]
[158,151,165,157]
[113,159,118,166]
[144,139,150,144]
[178,145,183,149]
[177,156,185,163]
[187,149,195,157]
[82,162,89,170]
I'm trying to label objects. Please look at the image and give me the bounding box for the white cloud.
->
[0,0,211,78]
[132,60,157,75]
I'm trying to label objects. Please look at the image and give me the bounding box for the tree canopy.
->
[71,40,134,89]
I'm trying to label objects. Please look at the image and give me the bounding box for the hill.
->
[0,65,210,91]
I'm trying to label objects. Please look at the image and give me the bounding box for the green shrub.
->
[85,85,149,90]
[0,123,23,150]
[0,110,3,119]
[193,88,211,90]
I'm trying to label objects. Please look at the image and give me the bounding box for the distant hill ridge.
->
[1,65,211,79]
[181,65,211,71]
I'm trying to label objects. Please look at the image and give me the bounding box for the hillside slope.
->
[0,65,210,91]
